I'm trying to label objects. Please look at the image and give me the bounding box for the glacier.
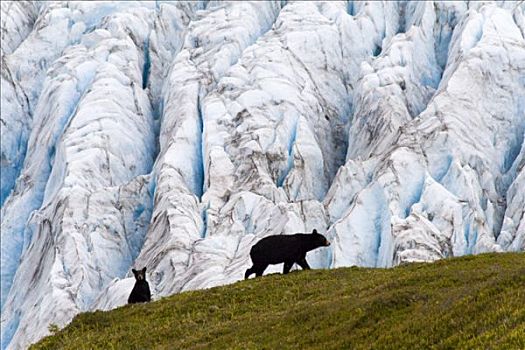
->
[1,1,524,349]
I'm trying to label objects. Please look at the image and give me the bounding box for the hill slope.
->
[33,253,525,349]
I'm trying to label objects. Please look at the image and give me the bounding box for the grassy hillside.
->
[33,253,525,350]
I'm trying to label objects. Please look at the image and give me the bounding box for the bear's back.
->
[250,234,305,263]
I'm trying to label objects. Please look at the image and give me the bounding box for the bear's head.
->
[132,267,147,281]
[311,229,330,247]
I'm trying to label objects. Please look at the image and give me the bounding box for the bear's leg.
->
[283,261,293,274]
[254,263,268,277]
[245,266,254,279]
[297,257,310,270]
[128,287,138,304]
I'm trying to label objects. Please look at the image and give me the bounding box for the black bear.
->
[245,229,330,279]
[128,267,151,304]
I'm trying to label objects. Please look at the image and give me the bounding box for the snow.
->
[0,2,159,208]
[1,4,161,348]
[330,182,391,268]
[1,1,524,349]
[132,1,284,301]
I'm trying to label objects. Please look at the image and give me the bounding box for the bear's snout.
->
[325,240,330,246]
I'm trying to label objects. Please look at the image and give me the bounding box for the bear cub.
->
[128,267,151,304]
[245,229,330,279]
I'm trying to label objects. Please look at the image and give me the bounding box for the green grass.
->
[33,253,525,350]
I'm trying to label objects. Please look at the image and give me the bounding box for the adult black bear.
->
[128,267,151,304]
[245,229,330,279]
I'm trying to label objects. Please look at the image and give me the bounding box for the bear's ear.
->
[132,268,137,275]
[142,267,147,273]
[312,229,318,234]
